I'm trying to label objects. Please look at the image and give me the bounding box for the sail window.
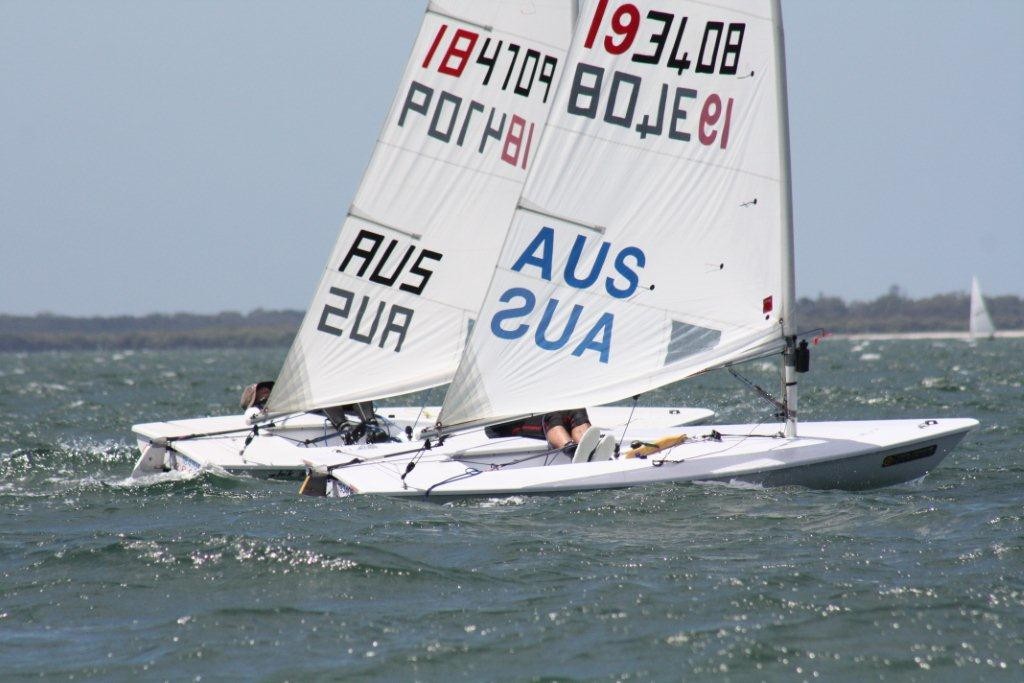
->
[664,321,720,365]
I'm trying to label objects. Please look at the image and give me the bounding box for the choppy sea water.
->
[1,339,1021,681]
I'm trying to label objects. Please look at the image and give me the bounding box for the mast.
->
[773,0,799,437]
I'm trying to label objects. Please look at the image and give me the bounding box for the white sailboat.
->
[969,276,996,341]
[130,1,713,480]
[304,0,977,498]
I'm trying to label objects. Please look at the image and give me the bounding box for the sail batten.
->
[440,0,792,429]
[347,207,423,241]
[518,202,607,234]
[427,4,495,33]
[267,1,575,415]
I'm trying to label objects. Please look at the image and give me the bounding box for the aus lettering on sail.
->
[569,1,747,147]
[489,226,646,365]
[317,228,443,353]
[397,17,562,171]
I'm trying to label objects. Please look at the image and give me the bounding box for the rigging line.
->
[268,416,397,448]
[245,409,306,426]
[161,409,318,444]
[402,425,470,476]
[617,395,641,453]
[688,417,782,461]
[405,447,428,479]
[411,404,426,439]
[453,433,548,453]
[316,439,435,472]
[656,417,783,465]
[272,429,347,447]
[238,424,259,459]
[457,443,570,470]
[162,422,277,444]
[701,432,784,440]
[651,441,687,466]
[376,435,442,482]
[727,367,790,418]
[424,468,483,497]
[318,443,428,479]
[407,438,567,490]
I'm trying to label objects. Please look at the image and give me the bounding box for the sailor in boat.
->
[484,409,589,452]
[484,408,610,462]
[318,401,398,445]
[541,409,592,454]
[241,380,397,445]
[240,380,274,421]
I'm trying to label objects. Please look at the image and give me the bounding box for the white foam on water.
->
[470,495,527,508]
[693,478,766,491]
[105,469,199,488]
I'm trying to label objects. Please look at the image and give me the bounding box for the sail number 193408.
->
[570,1,746,148]
[567,64,733,148]
[584,0,745,76]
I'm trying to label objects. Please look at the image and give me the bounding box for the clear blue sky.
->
[2,0,1021,316]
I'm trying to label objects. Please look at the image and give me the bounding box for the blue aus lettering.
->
[489,287,614,363]
[510,226,645,298]
[488,227,646,364]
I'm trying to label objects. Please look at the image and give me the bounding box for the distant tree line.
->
[797,286,1024,334]
[1,290,1021,351]
[0,310,302,351]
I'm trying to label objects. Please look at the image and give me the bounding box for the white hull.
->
[130,405,715,479]
[310,418,977,498]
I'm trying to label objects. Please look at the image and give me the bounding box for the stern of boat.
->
[713,418,979,491]
[130,436,169,478]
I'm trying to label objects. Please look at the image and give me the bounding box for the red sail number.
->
[585,0,641,55]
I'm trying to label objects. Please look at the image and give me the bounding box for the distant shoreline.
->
[0,310,302,352]
[2,292,1023,351]
[833,330,1024,341]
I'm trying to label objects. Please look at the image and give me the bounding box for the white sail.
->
[268,1,575,414]
[969,276,995,340]
[441,0,792,428]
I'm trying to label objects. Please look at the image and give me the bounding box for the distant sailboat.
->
[969,276,996,341]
